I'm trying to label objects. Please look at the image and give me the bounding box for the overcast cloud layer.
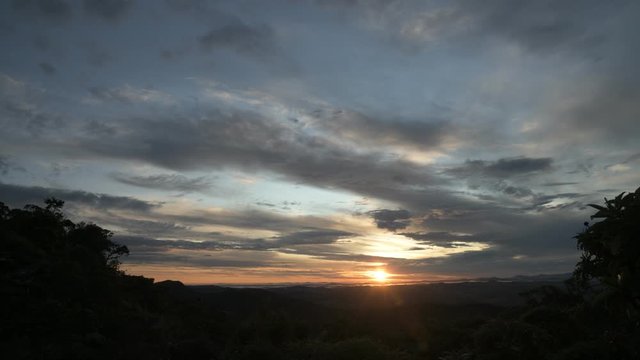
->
[1,0,638,284]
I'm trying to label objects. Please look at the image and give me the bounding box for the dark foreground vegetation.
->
[1,188,639,359]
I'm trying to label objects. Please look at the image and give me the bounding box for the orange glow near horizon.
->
[122,264,462,286]
[368,269,390,283]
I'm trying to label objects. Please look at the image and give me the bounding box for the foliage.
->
[0,198,133,359]
[573,187,640,315]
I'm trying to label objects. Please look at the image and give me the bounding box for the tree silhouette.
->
[573,187,640,315]
[1,198,133,359]
[568,187,640,359]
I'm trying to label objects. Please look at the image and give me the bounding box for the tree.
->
[573,187,640,315]
[570,187,640,359]
[0,198,134,359]
[1,198,129,274]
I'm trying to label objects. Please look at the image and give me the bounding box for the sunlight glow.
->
[369,269,389,282]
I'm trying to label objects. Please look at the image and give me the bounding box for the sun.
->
[369,269,389,282]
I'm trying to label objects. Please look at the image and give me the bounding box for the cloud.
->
[165,0,206,12]
[85,43,113,67]
[0,182,354,255]
[313,108,455,152]
[72,109,449,210]
[542,182,580,187]
[255,201,276,208]
[88,85,172,104]
[82,0,132,21]
[116,229,353,254]
[198,22,278,58]
[115,236,222,251]
[401,231,481,248]
[0,74,66,137]
[274,229,353,246]
[550,77,640,145]
[0,156,11,175]
[421,205,585,256]
[120,238,282,268]
[0,182,159,212]
[162,208,340,234]
[0,156,23,175]
[447,157,553,178]
[527,192,585,211]
[38,62,56,75]
[111,173,212,192]
[322,0,625,55]
[368,209,411,231]
[107,217,191,237]
[0,72,592,281]
[11,0,72,20]
[394,248,577,278]
[463,0,611,54]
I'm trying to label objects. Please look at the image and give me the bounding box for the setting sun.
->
[369,270,389,282]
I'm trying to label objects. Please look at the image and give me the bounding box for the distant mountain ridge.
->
[188,274,572,308]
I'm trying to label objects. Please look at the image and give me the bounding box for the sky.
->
[1,0,639,285]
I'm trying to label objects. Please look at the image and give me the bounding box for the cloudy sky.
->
[1,0,639,284]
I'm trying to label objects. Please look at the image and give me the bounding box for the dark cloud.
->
[255,201,276,208]
[622,152,640,164]
[122,241,281,268]
[487,157,554,175]
[603,152,640,171]
[1,100,63,136]
[527,193,585,211]
[0,182,158,212]
[165,0,206,12]
[394,248,577,278]
[0,156,23,176]
[401,231,481,248]
[255,201,300,210]
[109,217,190,237]
[499,183,535,198]
[421,205,584,257]
[88,86,137,103]
[557,78,640,145]
[542,182,580,187]
[466,0,613,54]
[274,229,353,246]
[314,108,455,151]
[116,229,353,254]
[88,86,121,101]
[115,236,222,252]
[32,34,52,51]
[0,74,68,139]
[198,22,277,58]
[38,62,56,75]
[12,0,72,20]
[85,43,113,67]
[327,0,627,56]
[448,157,553,178]
[162,208,339,235]
[82,0,132,21]
[368,209,411,231]
[111,173,212,192]
[158,49,184,61]
[0,156,10,175]
[84,120,117,136]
